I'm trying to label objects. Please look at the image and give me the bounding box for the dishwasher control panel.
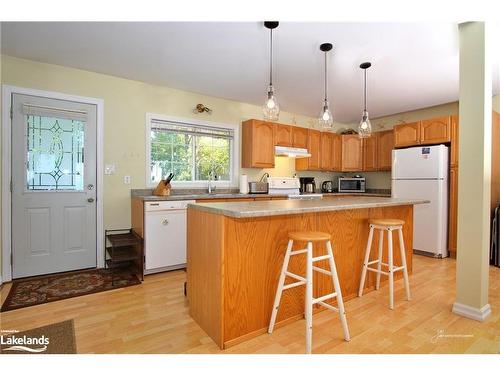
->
[145,200,195,212]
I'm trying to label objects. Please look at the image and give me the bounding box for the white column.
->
[453,22,492,321]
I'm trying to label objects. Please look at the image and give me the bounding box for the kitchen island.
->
[186,196,427,349]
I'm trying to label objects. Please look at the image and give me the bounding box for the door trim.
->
[2,85,105,282]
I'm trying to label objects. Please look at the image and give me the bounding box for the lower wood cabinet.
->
[341,134,363,172]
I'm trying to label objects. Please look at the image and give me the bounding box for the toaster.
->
[248,181,269,194]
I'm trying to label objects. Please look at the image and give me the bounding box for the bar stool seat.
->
[358,219,411,310]
[369,219,405,226]
[289,231,331,242]
[268,230,350,354]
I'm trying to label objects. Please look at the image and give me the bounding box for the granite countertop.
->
[187,196,429,218]
[131,189,391,201]
[132,193,289,201]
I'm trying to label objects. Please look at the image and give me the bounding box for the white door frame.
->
[2,85,105,282]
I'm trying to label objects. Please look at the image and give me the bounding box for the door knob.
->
[87,198,95,203]
[162,219,169,225]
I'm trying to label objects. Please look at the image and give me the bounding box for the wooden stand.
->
[153,180,171,196]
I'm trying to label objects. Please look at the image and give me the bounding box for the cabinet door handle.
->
[162,219,169,225]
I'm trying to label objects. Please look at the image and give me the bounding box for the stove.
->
[267,177,300,196]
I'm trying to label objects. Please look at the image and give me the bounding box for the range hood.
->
[275,146,311,158]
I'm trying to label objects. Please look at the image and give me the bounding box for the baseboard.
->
[452,302,492,321]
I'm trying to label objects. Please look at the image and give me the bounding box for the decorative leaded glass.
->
[26,115,85,191]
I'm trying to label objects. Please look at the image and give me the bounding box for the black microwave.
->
[338,177,366,193]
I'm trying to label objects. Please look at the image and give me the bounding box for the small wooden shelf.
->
[105,229,144,284]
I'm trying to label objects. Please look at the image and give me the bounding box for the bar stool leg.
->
[305,241,313,354]
[268,239,294,333]
[358,225,374,297]
[376,229,384,290]
[387,228,394,310]
[326,241,351,342]
[398,227,411,301]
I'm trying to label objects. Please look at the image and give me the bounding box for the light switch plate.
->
[105,164,115,175]
[124,175,131,184]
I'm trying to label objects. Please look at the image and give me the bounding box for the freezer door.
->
[392,179,448,257]
[392,145,449,179]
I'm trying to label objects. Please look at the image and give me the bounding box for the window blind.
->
[150,119,234,139]
[22,103,88,122]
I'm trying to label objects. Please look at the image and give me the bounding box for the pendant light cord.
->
[324,51,328,102]
[269,28,273,86]
[364,68,367,112]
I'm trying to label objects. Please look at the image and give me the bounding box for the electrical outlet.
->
[124,175,131,184]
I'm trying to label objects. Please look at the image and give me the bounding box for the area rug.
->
[1,269,140,312]
[0,320,76,354]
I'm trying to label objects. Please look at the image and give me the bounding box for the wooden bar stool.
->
[268,231,350,354]
[358,219,411,309]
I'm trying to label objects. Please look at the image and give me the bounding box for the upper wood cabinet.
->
[292,126,308,148]
[394,122,420,148]
[341,134,363,172]
[420,117,451,145]
[332,133,342,171]
[275,124,292,147]
[450,115,459,168]
[362,135,378,171]
[241,120,275,168]
[377,130,394,171]
[320,132,333,171]
[296,129,321,171]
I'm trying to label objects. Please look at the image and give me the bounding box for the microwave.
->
[338,177,366,193]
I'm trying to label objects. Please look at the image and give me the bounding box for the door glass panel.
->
[26,115,85,191]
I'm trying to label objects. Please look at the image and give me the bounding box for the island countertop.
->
[187,196,429,218]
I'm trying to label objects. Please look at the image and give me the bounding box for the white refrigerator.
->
[391,145,448,258]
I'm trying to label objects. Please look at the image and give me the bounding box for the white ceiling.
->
[2,22,498,123]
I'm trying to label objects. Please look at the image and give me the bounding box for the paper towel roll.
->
[239,174,249,194]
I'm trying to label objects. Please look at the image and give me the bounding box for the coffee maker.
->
[299,177,316,193]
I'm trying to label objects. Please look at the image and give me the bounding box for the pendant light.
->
[263,21,280,121]
[358,62,372,138]
[318,43,333,129]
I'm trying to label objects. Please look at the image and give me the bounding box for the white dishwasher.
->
[144,200,194,274]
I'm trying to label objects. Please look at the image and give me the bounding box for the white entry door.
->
[11,93,97,278]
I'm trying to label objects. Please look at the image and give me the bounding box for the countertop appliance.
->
[248,181,269,194]
[144,200,194,274]
[392,145,448,258]
[268,177,300,195]
[299,177,316,193]
[321,180,334,193]
[338,177,366,193]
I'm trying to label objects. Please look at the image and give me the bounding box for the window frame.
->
[145,113,240,188]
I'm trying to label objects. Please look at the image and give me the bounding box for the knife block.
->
[153,180,171,196]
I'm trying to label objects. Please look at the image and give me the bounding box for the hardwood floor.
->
[1,255,499,354]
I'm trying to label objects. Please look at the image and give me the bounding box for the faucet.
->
[260,172,270,182]
[208,170,217,194]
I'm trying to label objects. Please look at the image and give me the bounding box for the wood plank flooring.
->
[1,255,499,354]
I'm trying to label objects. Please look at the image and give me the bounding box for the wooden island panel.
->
[187,205,413,349]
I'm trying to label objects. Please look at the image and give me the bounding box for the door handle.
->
[87,198,95,203]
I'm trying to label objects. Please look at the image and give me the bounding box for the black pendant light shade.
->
[358,61,372,138]
[318,43,333,129]
[263,21,280,121]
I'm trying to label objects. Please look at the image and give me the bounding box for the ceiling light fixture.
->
[263,21,280,121]
[358,62,372,138]
[318,43,333,129]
